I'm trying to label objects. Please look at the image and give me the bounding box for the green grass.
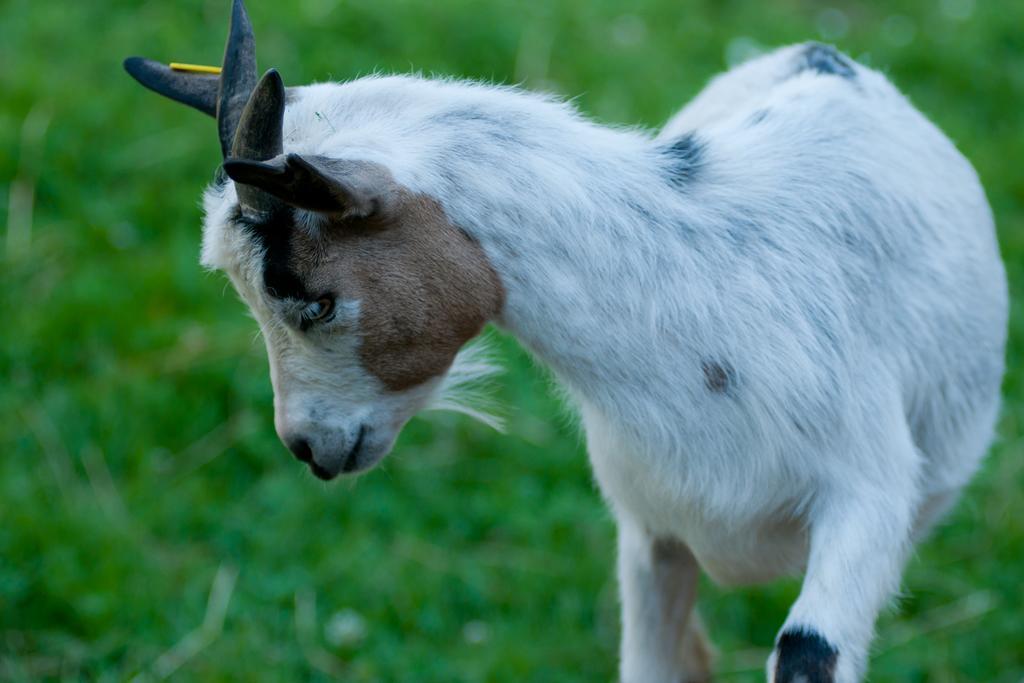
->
[2,0,1022,680]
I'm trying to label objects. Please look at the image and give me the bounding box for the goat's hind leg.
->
[769,425,921,683]
[617,513,713,683]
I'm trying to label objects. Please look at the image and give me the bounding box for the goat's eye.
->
[301,297,334,323]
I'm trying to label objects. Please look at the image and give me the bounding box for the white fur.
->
[425,336,506,431]
[201,42,1007,682]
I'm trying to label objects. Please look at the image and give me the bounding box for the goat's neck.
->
[438,122,703,400]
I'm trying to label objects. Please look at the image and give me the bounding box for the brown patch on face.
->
[286,165,505,391]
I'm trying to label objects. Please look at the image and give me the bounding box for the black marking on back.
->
[775,628,839,683]
[661,132,706,187]
[238,206,311,301]
[431,106,522,146]
[702,359,734,394]
[798,42,856,80]
[747,108,770,126]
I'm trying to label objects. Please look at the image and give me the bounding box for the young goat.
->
[125,2,1007,681]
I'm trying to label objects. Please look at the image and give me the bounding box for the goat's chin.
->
[338,427,401,479]
[348,438,396,475]
[298,422,401,481]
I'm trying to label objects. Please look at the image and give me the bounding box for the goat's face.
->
[125,0,503,479]
[203,157,503,479]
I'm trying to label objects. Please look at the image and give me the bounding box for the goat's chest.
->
[581,403,810,585]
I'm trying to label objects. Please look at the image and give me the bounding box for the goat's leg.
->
[768,435,920,683]
[617,513,713,683]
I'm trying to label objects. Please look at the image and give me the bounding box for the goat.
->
[124,2,1008,681]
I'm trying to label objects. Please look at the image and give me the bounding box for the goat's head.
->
[125,0,504,479]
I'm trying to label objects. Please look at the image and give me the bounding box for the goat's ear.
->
[123,57,219,117]
[223,154,385,219]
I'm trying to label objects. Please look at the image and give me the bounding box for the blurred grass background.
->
[1,0,1022,680]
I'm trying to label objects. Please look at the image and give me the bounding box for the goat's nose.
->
[284,436,313,464]
[280,426,369,480]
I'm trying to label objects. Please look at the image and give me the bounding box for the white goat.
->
[125,2,1008,681]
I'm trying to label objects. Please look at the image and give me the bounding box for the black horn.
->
[122,57,220,117]
[123,0,276,158]
[230,69,287,217]
[125,0,290,216]
[217,0,259,158]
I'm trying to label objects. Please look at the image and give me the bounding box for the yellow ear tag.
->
[169,63,222,75]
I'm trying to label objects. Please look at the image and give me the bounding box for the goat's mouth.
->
[306,425,371,480]
[309,460,338,481]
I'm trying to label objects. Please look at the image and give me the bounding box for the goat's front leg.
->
[617,513,713,683]
[769,439,919,682]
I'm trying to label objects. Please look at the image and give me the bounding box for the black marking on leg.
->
[651,535,691,564]
[774,628,838,683]
[702,359,734,394]
[798,42,856,80]
[661,132,706,188]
